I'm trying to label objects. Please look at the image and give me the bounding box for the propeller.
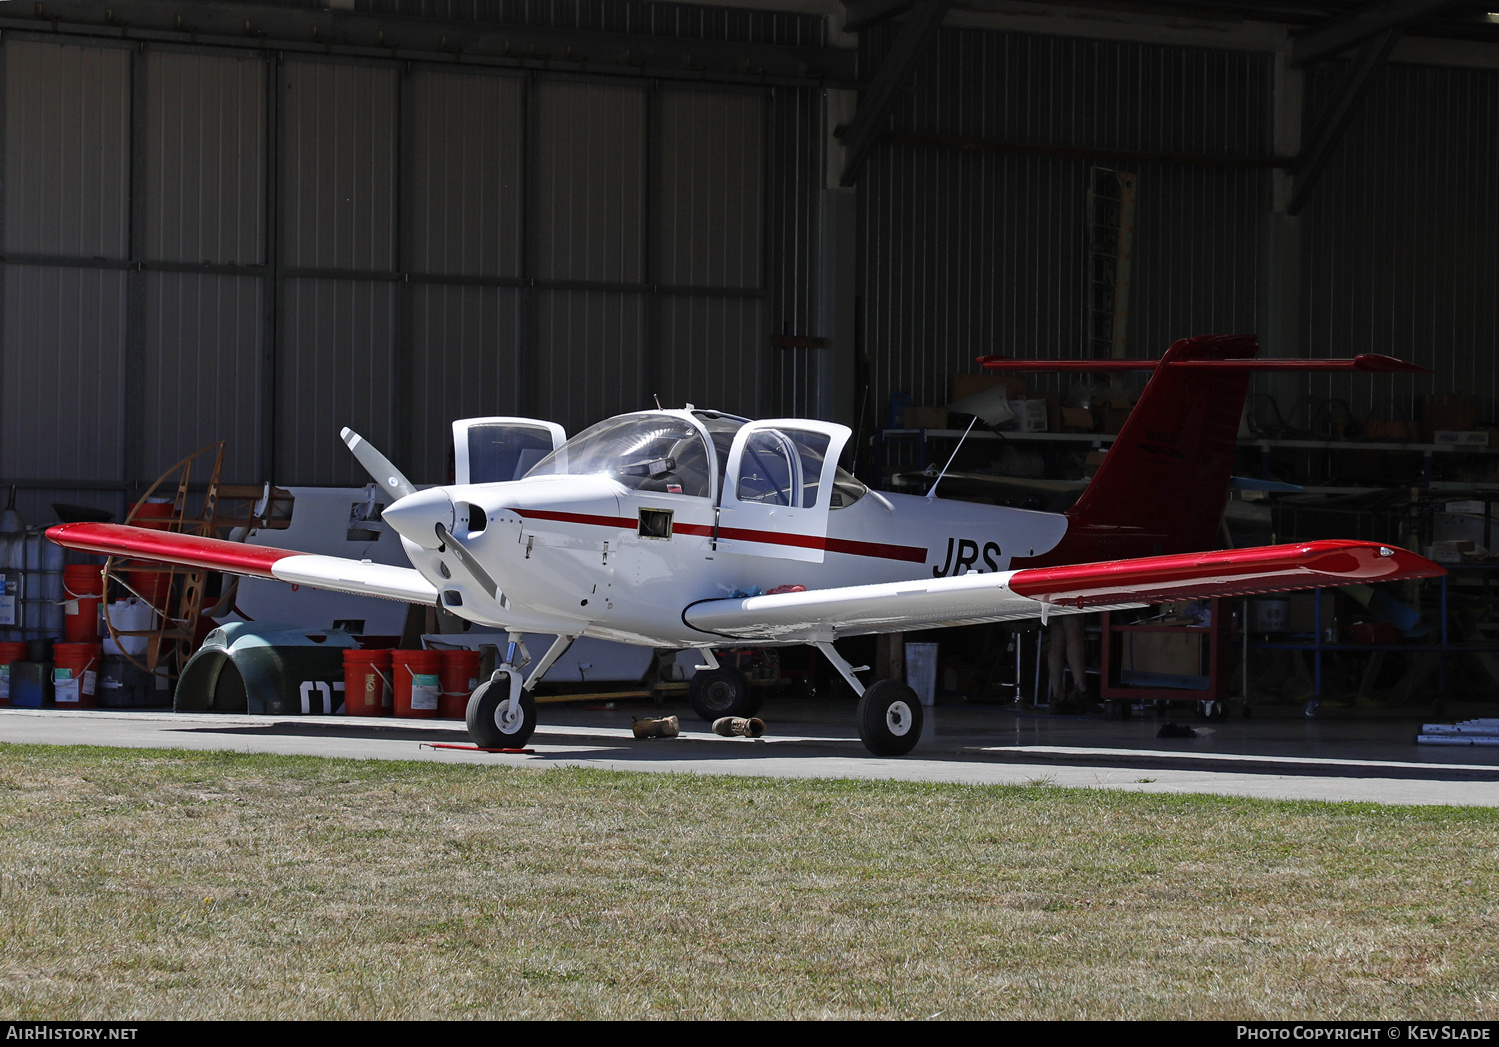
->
[435,521,500,600]
[341,427,500,601]
[340,427,417,500]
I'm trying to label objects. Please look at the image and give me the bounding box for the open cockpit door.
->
[716,420,851,563]
[452,418,567,484]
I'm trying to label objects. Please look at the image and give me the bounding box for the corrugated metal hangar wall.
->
[0,1,828,522]
[1,1,1496,522]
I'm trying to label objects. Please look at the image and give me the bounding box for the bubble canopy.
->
[523,409,866,508]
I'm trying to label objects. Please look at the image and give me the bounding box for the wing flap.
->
[683,540,1442,641]
[45,522,438,605]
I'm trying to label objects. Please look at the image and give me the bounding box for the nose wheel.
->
[465,668,537,748]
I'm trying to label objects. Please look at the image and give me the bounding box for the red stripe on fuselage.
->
[511,509,927,563]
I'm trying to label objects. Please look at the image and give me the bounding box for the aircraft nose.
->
[381,487,455,550]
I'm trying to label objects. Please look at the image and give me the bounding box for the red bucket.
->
[438,649,482,720]
[52,642,102,708]
[0,640,28,707]
[343,648,392,717]
[126,500,175,609]
[391,649,441,719]
[62,564,104,643]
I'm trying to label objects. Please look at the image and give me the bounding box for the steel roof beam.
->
[1287,26,1401,214]
[1290,0,1460,65]
[837,0,953,187]
[7,0,858,87]
[841,0,918,33]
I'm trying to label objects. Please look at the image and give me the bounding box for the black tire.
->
[857,679,924,757]
[689,665,753,721]
[465,674,537,748]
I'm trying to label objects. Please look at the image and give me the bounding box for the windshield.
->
[524,415,713,497]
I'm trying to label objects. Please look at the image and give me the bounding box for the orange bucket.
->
[343,648,392,717]
[52,642,102,708]
[438,649,482,720]
[391,649,441,719]
[62,564,103,643]
[0,640,28,707]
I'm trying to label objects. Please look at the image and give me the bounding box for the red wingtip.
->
[1351,354,1433,374]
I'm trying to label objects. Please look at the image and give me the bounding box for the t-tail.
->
[978,334,1428,566]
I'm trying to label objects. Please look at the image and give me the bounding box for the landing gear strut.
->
[466,670,537,748]
[813,641,924,757]
[463,632,575,749]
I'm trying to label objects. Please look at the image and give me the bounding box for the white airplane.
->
[47,334,1443,755]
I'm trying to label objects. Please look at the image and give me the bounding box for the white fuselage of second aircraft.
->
[382,408,1068,647]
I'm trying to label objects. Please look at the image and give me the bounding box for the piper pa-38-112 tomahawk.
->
[47,334,1444,756]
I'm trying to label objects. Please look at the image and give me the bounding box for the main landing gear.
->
[815,641,924,757]
[464,633,574,750]
[857,678,924,757]
[687,650,761,721]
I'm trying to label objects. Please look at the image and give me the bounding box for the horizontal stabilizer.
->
[977,353,1429,374]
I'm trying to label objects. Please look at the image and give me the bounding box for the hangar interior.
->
[6,0,1499,721]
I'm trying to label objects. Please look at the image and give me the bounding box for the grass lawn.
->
[0,742,1495,1020]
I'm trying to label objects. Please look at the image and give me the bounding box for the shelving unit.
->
[877,427,1499,482]
[1249,568,1499,715]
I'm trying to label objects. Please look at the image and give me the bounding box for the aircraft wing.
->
[45,522,438,605]
[682,540,1444,640]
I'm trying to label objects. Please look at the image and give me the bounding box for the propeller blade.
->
[341,427,417,501]
[435,521,499,599]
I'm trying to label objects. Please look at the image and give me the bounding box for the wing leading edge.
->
[683,540,1444,641]
[45,522,438,605]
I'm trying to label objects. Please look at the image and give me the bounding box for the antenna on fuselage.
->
[925,417,977,502]
[653,394,663,409]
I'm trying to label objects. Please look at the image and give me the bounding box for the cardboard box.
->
[1059,406,1094,432]
[1121,631,1207,684]
[950,374,1027,403]
[901,406,949,429]
[1362,419,1419,441]
[1421,394,1477,441]
[1099,396,1134,434]
[1288,591,1336,634]
[1007,399,1048,432]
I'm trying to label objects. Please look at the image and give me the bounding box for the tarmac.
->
[4,694,1499,806]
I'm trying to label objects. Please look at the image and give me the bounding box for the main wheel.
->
[857,679,924,757]
[466,674,537,748]
[689,665,753,721]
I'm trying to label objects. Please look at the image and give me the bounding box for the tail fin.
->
[979,335,1428,564]
[1065,333,1255,558]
